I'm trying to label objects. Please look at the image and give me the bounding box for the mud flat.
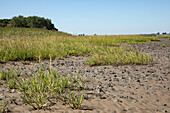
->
[0,38,170,113]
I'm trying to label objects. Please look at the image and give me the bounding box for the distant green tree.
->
[26,16,37,28]
[45,19,55,30]
[1,15,57,30]
[25,16,56,30]
[0,19,11,27]
[10,15,27,27]
[162,32,167,35]
[36,17,46,28]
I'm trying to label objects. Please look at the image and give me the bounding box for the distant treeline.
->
[140,32,170,37]
[0,15,58,31]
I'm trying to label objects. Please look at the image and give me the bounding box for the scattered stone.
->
[162,110,168,113]
[122,109,127,111]
[113,99,122,103]
[10,89,15,93]
[24,111,32,113]
[163,104,167,106]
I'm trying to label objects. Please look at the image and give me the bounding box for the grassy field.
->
[0,27,72,37]
[0,27,159,65]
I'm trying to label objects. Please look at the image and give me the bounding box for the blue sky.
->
[0,0,170,35]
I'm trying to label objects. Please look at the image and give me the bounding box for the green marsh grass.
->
[157,36,170,40]
[0,27,158,65]
[0,27,71,38]
[0,92,9,113]
[67,89,84,109]
[0,67,86,110]
[86,47,153,66]
[0,70,20,89]
[161,44,165,47]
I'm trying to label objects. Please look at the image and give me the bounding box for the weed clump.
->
[0,68,86,110]
[161,44,165,47]
[0,92,9,113]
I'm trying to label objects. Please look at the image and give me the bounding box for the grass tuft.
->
[161,44,165,47]
[0,67,86,110]
[0,92,9,113]
[86,47,154,66]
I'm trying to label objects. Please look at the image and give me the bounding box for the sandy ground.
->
[0,38,170,113]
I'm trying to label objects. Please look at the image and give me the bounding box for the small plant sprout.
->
[67,89,84,109]
[161,44,165,47]
[0,92,9,113]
